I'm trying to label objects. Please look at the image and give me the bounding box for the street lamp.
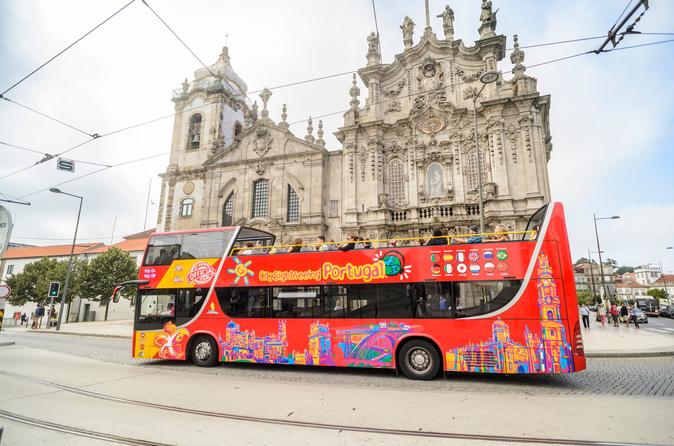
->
[472,71,499,235]
[586,249,604,304]
[593,214,619,307]
[49,188,83,330]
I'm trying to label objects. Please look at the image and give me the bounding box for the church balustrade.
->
[389,210,410,222]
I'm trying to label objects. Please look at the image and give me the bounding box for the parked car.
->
[659,305,674,318]
[632,308,648,324]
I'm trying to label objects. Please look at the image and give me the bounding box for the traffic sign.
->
[0,285,10,299]
[57,158,75,173]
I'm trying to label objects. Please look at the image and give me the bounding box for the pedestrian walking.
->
[610,303,620,327]
[20,313,27,326]
[620,304,629,327]
[579,305,590,329]
[597,303,607,327]
[629,305,640,329]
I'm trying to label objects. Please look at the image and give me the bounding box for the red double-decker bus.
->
[118,202,585,380]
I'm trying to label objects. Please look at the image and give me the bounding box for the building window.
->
[329,200,339,218]
[180,198,194,217]
[251,179,269,218]
[6,264,14,275]
[387,159,405,205]
[466,149,487,191]
[222,192,234,226]
[187,114,202,149]
[287,185,299,223]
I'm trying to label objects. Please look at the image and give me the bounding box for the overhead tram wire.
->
[1,97,97,138]
[4,31,672,184]
[0,0,136,97]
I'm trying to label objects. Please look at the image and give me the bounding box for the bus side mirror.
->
[111,286,123,303]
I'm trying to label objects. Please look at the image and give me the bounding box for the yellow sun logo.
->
[227,257,255,285]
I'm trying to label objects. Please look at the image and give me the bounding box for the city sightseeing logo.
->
[186,261,215,285]
[373,250,412,280]
[227,257,255,285]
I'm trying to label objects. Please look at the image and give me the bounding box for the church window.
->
[287,185,299,223]
[329,200,339,218]
[222,192,234,226]
[187,114,202,149]
[251,179,269,218]
[426,163,444,198]
[466,149,487,191]
[180,198,194,217]
[234,121,243,137]
[386,159,405,205]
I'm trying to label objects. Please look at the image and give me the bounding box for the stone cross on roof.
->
[259,88,272,119]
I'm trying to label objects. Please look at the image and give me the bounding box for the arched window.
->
[426,163,444,197]
[180,198,194,217]
[466,149,487,191]
[234,121,243,137]
[251,179,269,218]
[187,114,202,149]
[287,185,299,223]
[222,192,234,226]
[386,159,405,206]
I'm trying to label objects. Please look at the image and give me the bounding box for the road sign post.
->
[47,282,60,329]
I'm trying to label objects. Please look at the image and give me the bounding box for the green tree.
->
[574,257,596,265]
[647,288,667,301]
[79,247,137,320]
[5,257,87,306]
[616,266,634,275]
[605,258,618,268]
[576,290,593,306]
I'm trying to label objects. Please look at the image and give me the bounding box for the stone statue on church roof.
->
[478,0,498,39]
[366,32,381,66]
[401,16,415,49]
[437,5,455,40]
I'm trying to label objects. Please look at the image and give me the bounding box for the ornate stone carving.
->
[357,149,367,182]
[252,127,272,157]
[418,116,446,134]
[511,34,526,78]
[478,0,498,39]
[366,32,381,66]
[437,5,455,40]
[349,73,360,111]
[182,181,194,195]
[305,116,315,144]
[382,79,405,98]
[401,16,415,49]
[385,100,401,114]
[259,88,272,120]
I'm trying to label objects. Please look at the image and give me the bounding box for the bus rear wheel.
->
[191,335,218,367]
[398,339,440,380]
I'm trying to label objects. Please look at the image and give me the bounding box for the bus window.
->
[418,282,454,318]
[180,231,233,259]
[272,287,321,318]
[346,285,377,318]
[323,285,346,318]
[454,280,522,318]
[137,290,175,329]
[217,287,270,318]
[175,288,208,325]
[144,236,181,265]
[523,204,548,241]
[378,283,414,318]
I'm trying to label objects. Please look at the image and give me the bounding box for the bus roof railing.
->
[230,229,537,254]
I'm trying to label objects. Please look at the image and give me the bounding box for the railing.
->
[389,204,482,223]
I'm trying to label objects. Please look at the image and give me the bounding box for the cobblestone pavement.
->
[2,331,673,397]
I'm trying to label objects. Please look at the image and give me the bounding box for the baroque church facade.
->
[156,2,553,244]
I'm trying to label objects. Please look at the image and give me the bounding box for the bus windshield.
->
[144,230,235,266]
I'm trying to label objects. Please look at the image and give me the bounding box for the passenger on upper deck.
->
[239,242,257,255]
[453,225,482,244]
[488,224,510,242]
[339,234,357,251]
[426,228,448,246]
[288,238,303,253]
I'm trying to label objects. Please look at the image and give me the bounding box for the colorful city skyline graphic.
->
[445,253,574,374]
[217,320,414,368]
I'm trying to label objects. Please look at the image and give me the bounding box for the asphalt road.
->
[1,330,672,398]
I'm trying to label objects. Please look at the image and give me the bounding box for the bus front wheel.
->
[398,339,440,380]
[191,335,218,367]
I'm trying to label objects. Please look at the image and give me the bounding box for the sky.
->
[0,0,673,271]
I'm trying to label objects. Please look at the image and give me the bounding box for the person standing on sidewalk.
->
[610,303,620,327]
[597,303,607,327]
[580,305,590,329]
[620,304,629,327]
[629,305,640,329]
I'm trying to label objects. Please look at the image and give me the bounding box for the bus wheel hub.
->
[195,341,212,360]
[408,348,430,372]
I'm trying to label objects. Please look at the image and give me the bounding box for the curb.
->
[0,341,16,347]
[586,351,674,358]
[32,330,131,340]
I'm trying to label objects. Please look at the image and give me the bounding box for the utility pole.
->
[587,249,598,304]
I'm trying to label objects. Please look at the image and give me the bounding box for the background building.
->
[156,3,553,244]
[574,262,615,299]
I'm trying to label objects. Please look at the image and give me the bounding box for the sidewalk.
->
[3,318,674,357]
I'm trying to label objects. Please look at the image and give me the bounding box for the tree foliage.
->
[79,247,137,304]
[615,266,635,275]
[647,288,667,300]
[574,257,596,265]
[576,290,593,306]
[5,257,87,306]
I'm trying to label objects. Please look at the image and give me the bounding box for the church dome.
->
[194,46,248,97]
